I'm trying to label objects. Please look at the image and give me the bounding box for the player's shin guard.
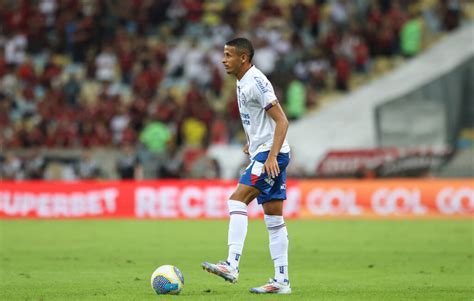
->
[264,214,289,284]
[227,200,248,270]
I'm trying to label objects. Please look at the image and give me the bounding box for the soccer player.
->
[201,38,291,294]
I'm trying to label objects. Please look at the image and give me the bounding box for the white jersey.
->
[236,65,290,158]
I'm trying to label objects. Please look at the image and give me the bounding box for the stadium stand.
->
[285,23,473,178]
[0,0,471,180]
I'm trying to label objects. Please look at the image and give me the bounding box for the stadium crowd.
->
[0,0,465,180]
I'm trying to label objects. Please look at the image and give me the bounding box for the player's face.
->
[222,45,243,76]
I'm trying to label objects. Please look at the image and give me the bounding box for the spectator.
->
[335,55,351,91]
[116,31,134,84]
[116,143,142,180]
[441,0,462,31]
[222,1,241,30]
[330,0,349,28]
[16,56,35,84]
[4,30,27,66]
[63,73,81,107]
[132,60,163,98]
[290,0,308,30]
[41,57,62,87]
[308,1,321,38]
[253,38,278,76]
[209,117,229,145]
[183,40,208,86]
[354,37,370,73]
[308,50,330,89]
[0,48,6,78]
[24,149,46,179]
[160,138,184,178]
[74,150,101,179]
[188,153,221,179]
[387,1,408,45]
[150,89,179,124]
[110,104,130,145]
[1,152,23,180]
[139,120,171,154]
[400,12,423,58]
[377,19,396,56]
[95,45,117,82]
[181,117,207,147]
[285,77,307,121]
[39,0,58,29]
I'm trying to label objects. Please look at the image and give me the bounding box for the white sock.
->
[264,214,289,284]
[274,265,289,284]
[227,200,248,270]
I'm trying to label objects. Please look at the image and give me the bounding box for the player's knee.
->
[229,185,259,204]
[262,201,284,215]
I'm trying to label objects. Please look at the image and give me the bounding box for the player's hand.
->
[264,155,280,179]
[243,144,249,155]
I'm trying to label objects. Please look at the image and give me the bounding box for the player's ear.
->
[241,53,247,64]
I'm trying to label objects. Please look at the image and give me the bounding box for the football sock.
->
[227,200,248,270]
[264,214,289,284]
[274,265,289,284]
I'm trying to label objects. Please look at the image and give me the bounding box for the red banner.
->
[316,146,451,177]
[0,180,472,219]
[298,180,473,217]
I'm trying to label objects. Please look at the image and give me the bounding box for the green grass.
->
[0,219,472,301]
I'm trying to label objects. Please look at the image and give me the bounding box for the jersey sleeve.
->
[253,76,278,111]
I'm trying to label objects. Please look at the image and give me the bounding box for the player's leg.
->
[250,152,291,294]
[226,184,260,269]
[249,200,291,294]
[263,201,290,284]
[201,183,259,283]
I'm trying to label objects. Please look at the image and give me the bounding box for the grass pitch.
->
[0,219,472,301]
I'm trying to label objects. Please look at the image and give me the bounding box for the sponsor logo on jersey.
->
[254,76,271,94]
[238,91,247,106]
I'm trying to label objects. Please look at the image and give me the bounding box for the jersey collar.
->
[237,65,255,83]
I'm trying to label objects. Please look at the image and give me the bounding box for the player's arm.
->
[243,143,249,155]
[264,100,289,178]
[243,133,250,155]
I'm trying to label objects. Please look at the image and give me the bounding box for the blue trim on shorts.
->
[239,151,290,204]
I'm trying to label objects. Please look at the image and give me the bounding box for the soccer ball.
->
[150,265,184,295]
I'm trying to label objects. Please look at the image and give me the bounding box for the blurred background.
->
[0,0,473,181]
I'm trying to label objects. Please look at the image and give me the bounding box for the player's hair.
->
[225,38,254,63]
